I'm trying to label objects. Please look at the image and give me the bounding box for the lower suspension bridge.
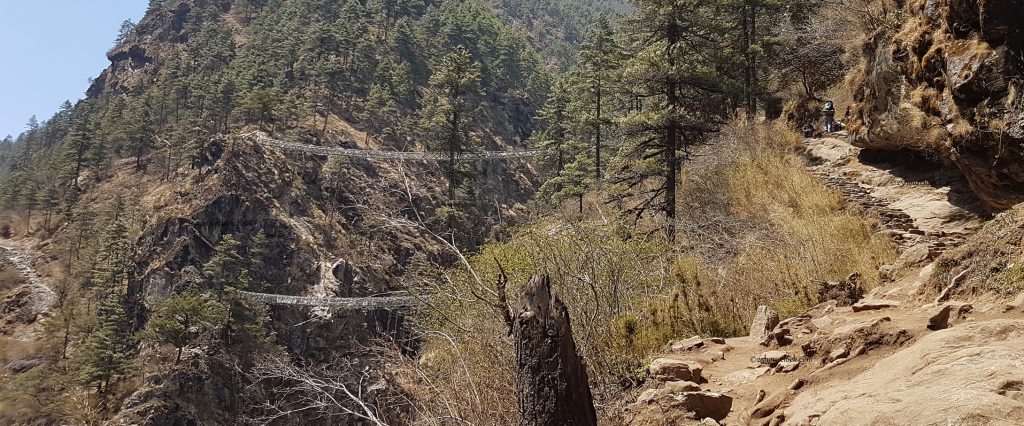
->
[238,291,424,311]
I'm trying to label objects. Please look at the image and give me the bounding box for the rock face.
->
[784,320,1024,424]
[847,0,1024,209]
[749,306,780,341]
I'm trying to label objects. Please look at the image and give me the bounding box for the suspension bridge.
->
[247,132,549,161]
[238,290,424,311]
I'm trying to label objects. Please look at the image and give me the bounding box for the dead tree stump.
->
[512,275,597,426]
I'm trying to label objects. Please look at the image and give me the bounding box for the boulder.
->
[663,380,702,394]
[851,299,901,312]
[817,273,864,307]
[672,335,705,352]
[806,300,837,317]
[627,390,733,424]
[777,360,801,373]
[760,328,793,347]
[879,264,895,280]
[847,0,1024,209]
[927,305,952,330]
[649,358,703,383]
[785,320,1024,424]
[828,346,850,362]
[1005,293,1024,312]
[676,391,733,421]
[749,306,780,341]
[636,380,702,404]
[896,244,933,269]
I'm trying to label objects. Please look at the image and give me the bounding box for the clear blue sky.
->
[0,1,148,139]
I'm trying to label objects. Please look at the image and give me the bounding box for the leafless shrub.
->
[248,353,400,426]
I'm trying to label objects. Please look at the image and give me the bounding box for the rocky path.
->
[0,241,50,291]
[622,137,1024,425]
[0,240,56,340]
[803,137,985,253]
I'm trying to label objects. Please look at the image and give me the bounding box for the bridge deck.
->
[239,291,423,310]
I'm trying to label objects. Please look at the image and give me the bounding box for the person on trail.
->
[822,101,836,133]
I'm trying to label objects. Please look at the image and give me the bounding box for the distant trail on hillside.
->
[248,132,549,161]
[0,242,49,290]
[0,240,56,314]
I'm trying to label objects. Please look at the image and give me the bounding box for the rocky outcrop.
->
[847,0,1024,209]
[784,320,1024,424]
[87,0,233,97]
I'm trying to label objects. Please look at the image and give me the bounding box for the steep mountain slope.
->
[0,0,618,423]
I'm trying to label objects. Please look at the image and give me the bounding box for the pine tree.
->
[204,234,270,352]
[78,293,131,394]
[115,19,136,45]
[204,234,250,292]
[143,290,228,364]
[578,14,623,180]
[64,103,96,188]
[534,77,575,172]
[540,152,596,213]
[89,198,136,296]
[615,0,732,240]
[421,46,482,206]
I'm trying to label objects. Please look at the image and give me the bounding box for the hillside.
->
[0,0,1022,424]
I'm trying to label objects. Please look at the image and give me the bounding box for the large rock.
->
[675,392,733,421]
[649,358,704,383]
[749,305,780,341]
[896,243,933,269]
[1006,293,1024,312]
[784,320,1024,424]
[724,366,771,384]
[671,335,705,352]
[851,299,901,312]
[627,390,733,424]
[927,305,952,330]
[636,381,702,404]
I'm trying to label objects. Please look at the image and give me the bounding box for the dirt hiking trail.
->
[624,136,1024,426]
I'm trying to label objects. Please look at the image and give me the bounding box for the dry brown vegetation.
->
[400,121,896,424]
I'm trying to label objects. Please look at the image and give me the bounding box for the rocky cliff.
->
[847,0,1024,209]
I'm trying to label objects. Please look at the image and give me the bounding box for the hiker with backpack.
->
[822,101,836,133]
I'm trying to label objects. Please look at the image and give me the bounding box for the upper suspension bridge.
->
[247,132,548,161]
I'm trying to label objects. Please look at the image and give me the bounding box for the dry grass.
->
[721,123,895,317]
[403,121,896,423]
